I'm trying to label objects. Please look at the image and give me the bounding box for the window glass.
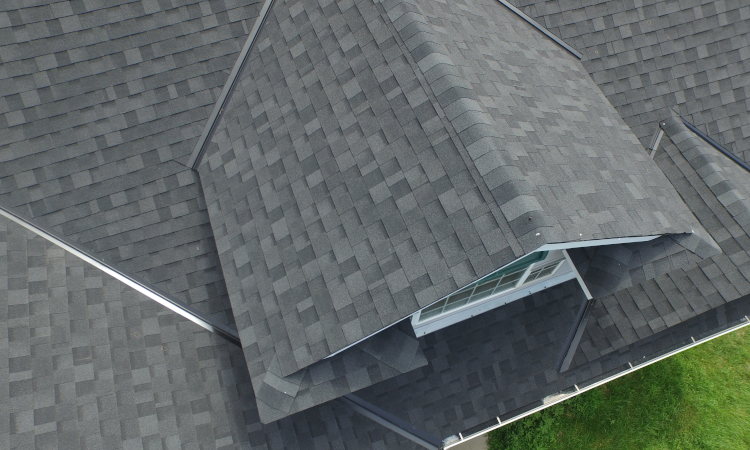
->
[537,266,557,278]
[421,300,445,314]
[451,282,474,298]
[525,270,541,283]
[525,260,562,283]
[419,307,443,320]
[472,251,548,285]
[472,279,498,297]
[495,270,524,293]
[417,251,551,323]
[444,290,471,312]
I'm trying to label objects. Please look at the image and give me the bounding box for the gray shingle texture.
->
[386,0,700,247]
[199,0,518,386]
[0,212,411,449]
[197,0,706,408]
[508,0,750,162]
[3,0,749,441]
[574,116,750,361]
[569,232,716,299]
[0,0,266,327]
[355,277,750,438]
[254,320,428,423]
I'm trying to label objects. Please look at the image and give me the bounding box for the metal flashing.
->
[558,298,596,372]
[0,204,241,346]
[494,0,583,59]
[681,118,750,173]
[187,0,277,169]
[535,235,660,252]
[649,126,665,158]
[562,249,592,300]
[339,394,442,450]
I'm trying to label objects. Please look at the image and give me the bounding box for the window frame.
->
[415,251,558,325]
[522,258,564,284]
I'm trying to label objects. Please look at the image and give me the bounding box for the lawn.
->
[488,325,750,450]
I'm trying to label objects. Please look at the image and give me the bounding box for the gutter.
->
[442,314,750,448]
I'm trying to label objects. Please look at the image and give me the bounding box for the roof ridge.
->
[382,0,537,253]
[661,116,750,235]
[384,0,702,248]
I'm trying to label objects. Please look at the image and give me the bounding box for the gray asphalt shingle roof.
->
[196,0,710,420]
[354,277,750,439]
[0,212,410,449]
[2,0,749,445]
[3,205,748,446]
[254,320,428,423]
[508,0,750,162]
[0,0,264,328]
[573,115,750,362]
[386,0,701,247]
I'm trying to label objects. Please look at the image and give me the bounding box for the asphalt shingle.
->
[508,0,750,162]
[0,0,265,328]
[575,115,750,360]
[196,0,711,419]
[0,212,412,449]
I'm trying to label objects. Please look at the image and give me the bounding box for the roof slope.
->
[569,231,719,299]
[198,0,519,381]
[195,0,708,410]
[355,278,750,438]
[0,212,408,449]
[507,0,750,162]
[573,115,750,362]
[389,0,701,248]
[1,0,748,444]
[254,321,428,422]
[0,0,265,326]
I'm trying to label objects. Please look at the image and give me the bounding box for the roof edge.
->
[252,325,428,423]
[661,115,750,236]
[384,0,558,253]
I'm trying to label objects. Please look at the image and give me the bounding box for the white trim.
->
[535,235,660,252]
[330,236,658,356]
[442,317,750,448]
[411,263,575,337]
[649,127,665,158]
[562,249,592,300]
[331,245,556,359]
[515,259,539,286]
[414,251,563,326]
[521,258,564,285]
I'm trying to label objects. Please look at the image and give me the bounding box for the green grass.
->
[488,325,750,450]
